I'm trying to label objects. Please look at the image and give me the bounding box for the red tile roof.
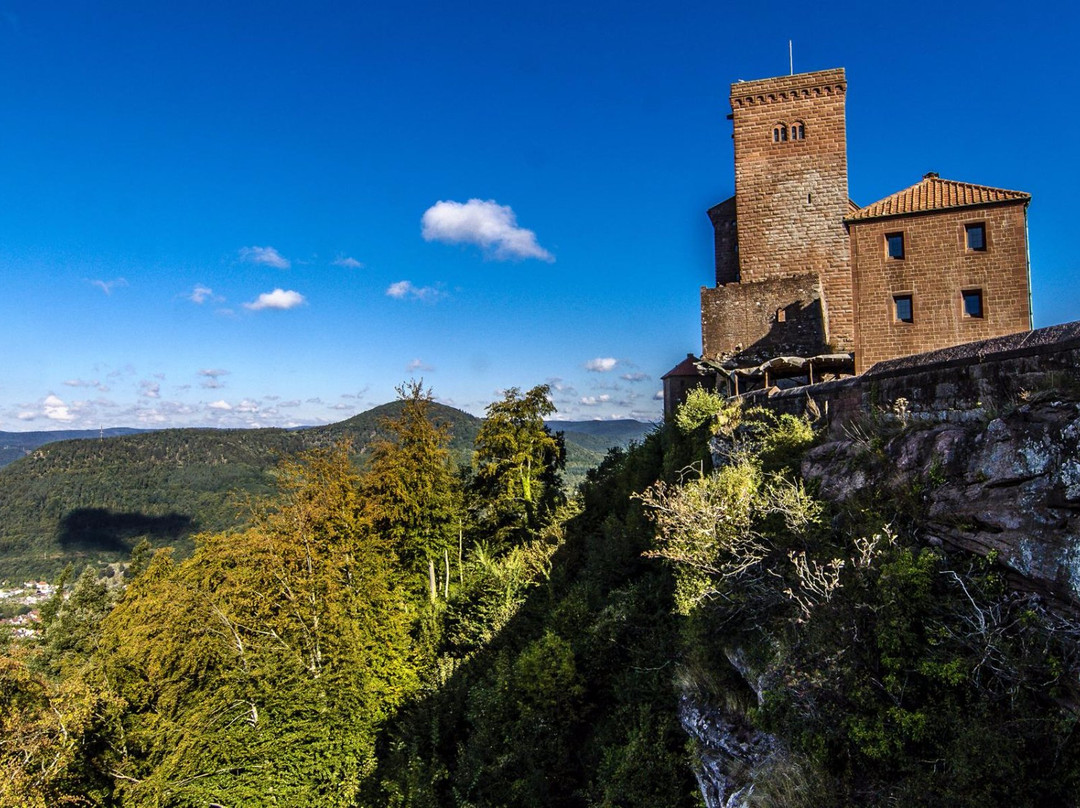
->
[846,173,1030,222]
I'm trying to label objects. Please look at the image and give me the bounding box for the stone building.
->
[677,67,1032,403]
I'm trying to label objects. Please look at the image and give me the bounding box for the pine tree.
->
[359,380,462,601]
[471,384,565,548]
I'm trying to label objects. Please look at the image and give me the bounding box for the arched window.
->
[772,123,788,143]
[791,121,805,140]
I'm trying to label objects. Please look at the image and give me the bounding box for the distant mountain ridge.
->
[545,419,656,453]
[0,405,650,580]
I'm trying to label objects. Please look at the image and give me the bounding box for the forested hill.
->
[0,427,150,468]
[545,418,655,453]
[0,401,620,581]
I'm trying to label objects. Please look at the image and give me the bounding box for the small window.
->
[965,222,986,251]
[773,124,788,143]
[776,307,787,323]
[886,232,905,260]
[791,122,805,140]
[962,289,984,318]
[894,294,914,323]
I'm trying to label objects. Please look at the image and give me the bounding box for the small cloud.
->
[209,400,232,410]
[621,372,650,382]
[279,399,302,408]
[199,368,230,389]
[585,357,618,373]
[188,284,222,304]
[235,399,260,413]
[580,394,612,406]
[17,394,79,422]
[45,394,77,421]
[244,288,306,311]
[546,377,577,396]
[407,358,435,372]
[140,381,160,399]
[88,277,128,295]
[386,280,443,302]
[64,378,108,392]
[653,390,664,400]
[332,256,364,269]
[421,198,553,262]
[239,246,290,269]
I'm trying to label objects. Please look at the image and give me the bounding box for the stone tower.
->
[701,68,854,359]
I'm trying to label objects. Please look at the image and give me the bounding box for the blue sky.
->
[2,1,1077,430]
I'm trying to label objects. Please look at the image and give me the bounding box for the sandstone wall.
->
[729,69,853,351]
[701,273,826,360]
[849,201,1031,372]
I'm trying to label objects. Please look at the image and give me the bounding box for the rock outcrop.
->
[803,396,1080,606]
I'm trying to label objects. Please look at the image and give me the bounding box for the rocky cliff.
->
[803,394,1080,608]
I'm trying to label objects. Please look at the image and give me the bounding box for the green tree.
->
[0,646,119,807]
[95,443,417,807]
[359,381,462,601]
[471,384,565,547]
[40,565,113,676]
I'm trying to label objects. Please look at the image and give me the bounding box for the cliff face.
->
[677,391,1080,806]
[803,396,1080,607]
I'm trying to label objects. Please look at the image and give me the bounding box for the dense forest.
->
[0,402,630,581]
[2,383,1079,806]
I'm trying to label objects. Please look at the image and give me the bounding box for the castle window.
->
[776,307,787,323]
[962,289,984,318]
[886,232,905,260]
[791,121,805,140]
[965,222,986,251]
[893,294,914,323]
[772,124,788,143]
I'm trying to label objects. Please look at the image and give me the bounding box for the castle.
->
[663,67,1033,415]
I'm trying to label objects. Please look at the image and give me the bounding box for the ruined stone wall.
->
[849,201,1031,372]
[729,68,853,351]
[707,197,739,286]
[737,321,1080,435]
[701,273,826,360]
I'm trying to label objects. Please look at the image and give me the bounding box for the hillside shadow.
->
[369,446,696,806]
[58,508,195,553]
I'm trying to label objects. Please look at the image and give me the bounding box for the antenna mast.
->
[789,40,794,75]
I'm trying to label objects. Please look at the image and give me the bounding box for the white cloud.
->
[621,372,650,382]
[209,400,232,410]
[88,277,128,295]
[333,256,364,269]
[64,378,108,392]
[386,280,442,302]
[140,381,160,399]
[188,284,220,304]
[653,390,664,400]
[421,199,554,262]
[585,357,618,373]
[235,399,260,413]
[407,358,435,372]
[244,288,306,311]
[45,394,77,421]
[239,246,290,269]
[580,395,612,406]
[199,368,229,389]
